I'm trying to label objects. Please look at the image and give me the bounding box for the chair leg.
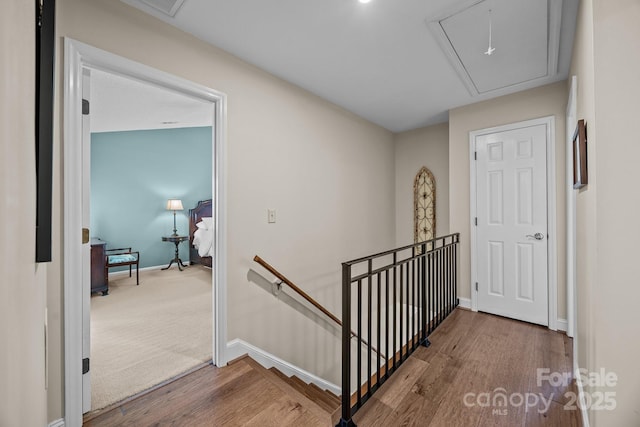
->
[136,262,139,286]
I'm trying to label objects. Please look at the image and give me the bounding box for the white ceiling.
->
[90,69,213,133]
[111,0,578,133]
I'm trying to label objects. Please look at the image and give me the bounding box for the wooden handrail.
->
[254,255,342,325]
[253,255,385,359]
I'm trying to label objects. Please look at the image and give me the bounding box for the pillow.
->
[196,217,213,230]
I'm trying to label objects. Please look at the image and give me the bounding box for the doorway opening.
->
[87,68,214,412]
[63,38,228,426]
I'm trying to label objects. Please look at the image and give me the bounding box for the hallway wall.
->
[0,1,48,426]
[394,122,450,247]
[48,0,395,420]
[571,0,640,424]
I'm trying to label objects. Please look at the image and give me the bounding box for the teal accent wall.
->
[91,127,212,270]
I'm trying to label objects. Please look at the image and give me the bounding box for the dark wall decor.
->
[35,0,55,262]
[573,119,588,189]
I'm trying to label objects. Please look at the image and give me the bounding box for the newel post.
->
[337,263,356,427]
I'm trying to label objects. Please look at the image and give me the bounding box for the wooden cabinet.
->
[90,238,108,295]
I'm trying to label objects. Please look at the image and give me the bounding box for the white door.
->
[475,124,548,325]
[82,69,92,413]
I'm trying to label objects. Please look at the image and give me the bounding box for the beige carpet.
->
[90,265,212,411]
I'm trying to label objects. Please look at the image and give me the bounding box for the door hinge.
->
[82,358,90,374]
[82,228,90,244]
[475,282,478,292]
[475,217,478,226]
[474,151,477,160]
[82,99,90,115]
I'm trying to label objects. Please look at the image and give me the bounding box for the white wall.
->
[591,0,640,421]
[49,0,395,420]
[448,81,568,319]
[580,0,640,425]
[394,123,449,246]
[568,0,598,422]
[0,1,48,426]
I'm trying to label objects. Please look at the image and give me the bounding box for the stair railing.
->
[337,233,460,427]
[253,255,386,360]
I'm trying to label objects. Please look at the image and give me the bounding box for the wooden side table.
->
[161,235,189,271]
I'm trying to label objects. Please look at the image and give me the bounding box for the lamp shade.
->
[166,199,184,211]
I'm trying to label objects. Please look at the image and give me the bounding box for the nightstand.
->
[161,235,189,271]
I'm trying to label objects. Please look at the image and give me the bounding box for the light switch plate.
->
[268,209,276,223]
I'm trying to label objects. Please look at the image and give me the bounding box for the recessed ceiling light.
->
[359,0,372,3]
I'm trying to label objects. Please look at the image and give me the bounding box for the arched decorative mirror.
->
[414,167,436,244]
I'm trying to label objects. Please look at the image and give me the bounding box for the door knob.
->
[526,233,545,240]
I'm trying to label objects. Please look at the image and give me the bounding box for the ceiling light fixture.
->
[484,9,496,56]
[359,0,372,4]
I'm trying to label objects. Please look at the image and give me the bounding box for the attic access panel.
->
[121,0,186,17]
[428,0,561,96]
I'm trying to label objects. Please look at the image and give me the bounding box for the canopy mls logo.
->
[462,388,553,415]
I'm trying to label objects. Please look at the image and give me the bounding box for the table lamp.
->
[166,199,184,236]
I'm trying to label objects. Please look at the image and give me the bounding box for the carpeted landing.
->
[90,264,212,411]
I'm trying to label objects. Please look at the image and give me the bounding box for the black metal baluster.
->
[436,249,440,328]
[367,261,372,397]
[437,248,443,326]
[392,253,397,371]
[440,247,445,326]
[385,268,389,378]
[339,263,352,427]
[445,244,450,316]
[357,278,362,408]
[376,271,381,387]
[454,237,458,307]
[405,260,409,359]
[411,249,416,350]
[450,243,453,314]
[429,251,436,334]
[399,263,404,362]
[420,245,424,344]
[421,243,429,347]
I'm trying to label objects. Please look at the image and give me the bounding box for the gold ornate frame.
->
[414,167,436,243]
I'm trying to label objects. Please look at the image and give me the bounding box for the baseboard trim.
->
[574,362,590,427]
[457,297,471,310]
[48,419,65,427]
[226,339,340,395]
[108,264,168,278]
[556,318,568,332]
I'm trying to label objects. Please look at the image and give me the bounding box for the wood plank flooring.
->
[85,309,581,426]
[84,356,328,427]
[352,309,581,427]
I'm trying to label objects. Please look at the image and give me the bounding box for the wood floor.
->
[84,309,580,426]
[352,309,581,427]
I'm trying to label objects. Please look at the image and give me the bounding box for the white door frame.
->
[566,76,577,341]
[469,116,558,330]
[63,38,228,425]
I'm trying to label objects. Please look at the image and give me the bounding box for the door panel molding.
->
[469,116,557,330]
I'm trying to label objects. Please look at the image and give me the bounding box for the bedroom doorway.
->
[86,68,214,413]
[63,38,228,426]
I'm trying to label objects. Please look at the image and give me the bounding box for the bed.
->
[189,199,213,268]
